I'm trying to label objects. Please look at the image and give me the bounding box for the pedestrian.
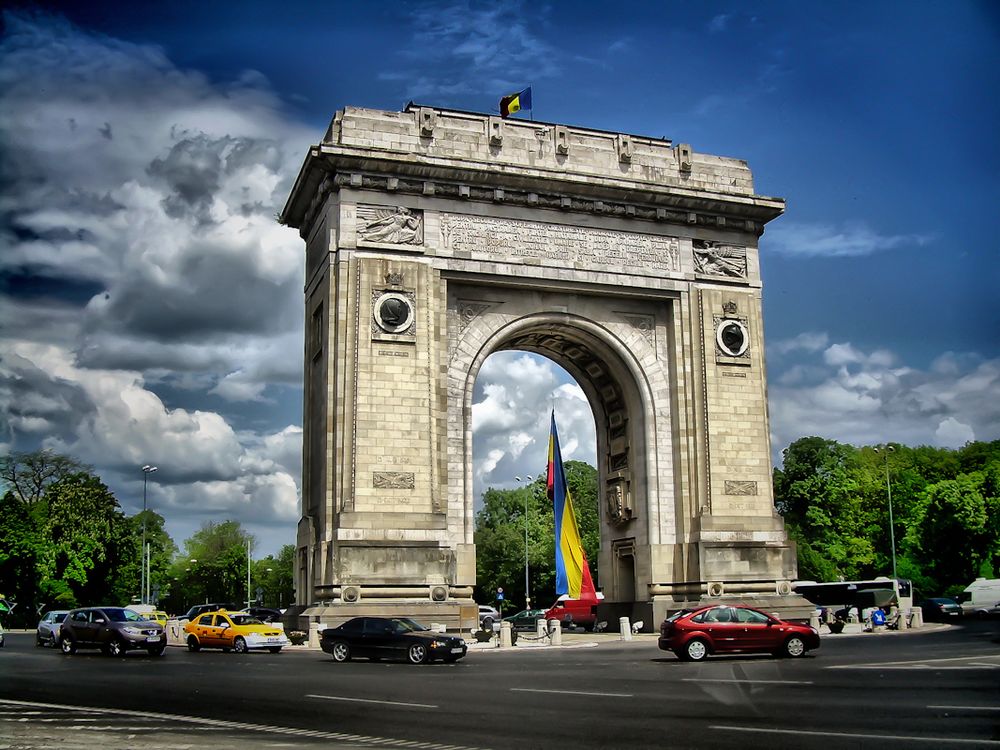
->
[871,606,887,633]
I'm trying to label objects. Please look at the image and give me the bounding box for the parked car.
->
[478,604,500,629]
[0,621,4,648]
[181,602,243,622]
[919,597,963,621]
[500,608,547,632]
[183,610,289,653]
[60,607,166,656]
[242,607,283,623]
[36,610,70,647]
[658,604,820,662]
[321,616,467,664]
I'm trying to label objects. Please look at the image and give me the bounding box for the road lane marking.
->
[305,694,438,709]
[711,725,1000,745]
[929,705,1000,712]
[0,698,480,749]
[682,678,814,685]
[511,688,633,698]
[828,653,1000,669]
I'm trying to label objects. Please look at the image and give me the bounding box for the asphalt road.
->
[2,621,999,749]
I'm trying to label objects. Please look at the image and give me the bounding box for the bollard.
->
[536,618,548,639]
[309,622,327,649]
[499,620,513,648]
[619,616,632,641]
[909,609,923,629]
[809,611,821,630]
[548,619,562,646]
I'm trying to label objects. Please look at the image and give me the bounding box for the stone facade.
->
[281,105,807,628]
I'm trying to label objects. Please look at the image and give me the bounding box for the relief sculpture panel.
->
[440,214,679,274]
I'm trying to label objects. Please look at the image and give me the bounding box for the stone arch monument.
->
[280,105,806,628]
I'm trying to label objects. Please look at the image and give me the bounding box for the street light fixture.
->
[514,475,533,610]
[140,465,158,605]
[873,445,897,580]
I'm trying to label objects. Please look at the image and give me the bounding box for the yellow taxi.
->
[145,611,168,627]
[183,609,289,653]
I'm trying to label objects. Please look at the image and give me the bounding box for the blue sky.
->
[1,1,997,556]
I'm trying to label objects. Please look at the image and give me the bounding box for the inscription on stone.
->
[373,471,415,489]
[440,214,679,273]
[378,349,410,357]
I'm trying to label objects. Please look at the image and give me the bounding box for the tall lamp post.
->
[140,465,158,605]
[514,475,533,610]
[873,445,897,580]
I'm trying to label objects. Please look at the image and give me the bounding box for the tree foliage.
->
[474,461,599,610]
[774,437,1000,594]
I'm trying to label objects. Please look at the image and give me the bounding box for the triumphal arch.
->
[281,104,806,628]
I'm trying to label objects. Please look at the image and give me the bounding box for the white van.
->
[959,578,1000,616]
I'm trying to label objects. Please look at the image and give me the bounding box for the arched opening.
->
[457,307,658,612]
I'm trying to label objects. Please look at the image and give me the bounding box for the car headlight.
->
[122,627,142,636]
[430,640,446,648]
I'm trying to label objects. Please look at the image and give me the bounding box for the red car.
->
[658,604,820,661]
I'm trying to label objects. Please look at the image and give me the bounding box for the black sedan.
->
[320,616,467,664]
[919,597,963,621]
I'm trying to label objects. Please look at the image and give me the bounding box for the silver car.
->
[36,610,70,647]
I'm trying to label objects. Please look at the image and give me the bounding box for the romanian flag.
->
[547,412,597,600]
[500,86,532,118]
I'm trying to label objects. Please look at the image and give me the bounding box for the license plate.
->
[146,636,161,642]
[450,647,464,654]
[266,638,281,643]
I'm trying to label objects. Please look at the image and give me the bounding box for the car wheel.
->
[233,636,248,654]
[60,636,77,655]
[186,635,201,652]
[147,645,166,656]
[331,641,351,662]
[781,635,807,658]
[407,643,429,664]
[682,638,708,662]
[35,635,44,647]
[267,647,282,654]
[107,638,126,657]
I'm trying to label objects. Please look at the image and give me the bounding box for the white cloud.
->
[472,352,596,505]
[765,221,931,258]
[770,337,1000,463]
[0,14,313,555]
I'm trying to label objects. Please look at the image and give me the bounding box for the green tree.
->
[256,544,295,610]
[165,521,257,614]
[906,471,994,588]
[37,472,137,608]
[474,461,598,610]
[0,449,90,506]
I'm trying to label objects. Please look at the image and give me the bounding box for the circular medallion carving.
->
[374,292,414,333]
[716,320,749,357]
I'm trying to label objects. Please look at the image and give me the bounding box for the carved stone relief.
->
[723,480,758,496]
[373,471,415,489]
[693,240,747,278]
[621,314,655,348]
[440,214,679,273]
[358,206,423,245]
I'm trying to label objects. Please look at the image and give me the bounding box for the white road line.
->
[305,694,438,709]
[682,678,814,685]
[711,725,1000,745]
[929,705,1000,712]
[0,698,480,750]
[511,687,633,698]
[828,653,1000,669]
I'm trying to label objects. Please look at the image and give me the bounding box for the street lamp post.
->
[514,475,533,610]
[874,445,897,580]
[140,465,158,605]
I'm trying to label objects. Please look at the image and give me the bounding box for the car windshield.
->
[390,617,429,633]
[230,614,264,625]
[105,608,146,622]
[52,613,68,623]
